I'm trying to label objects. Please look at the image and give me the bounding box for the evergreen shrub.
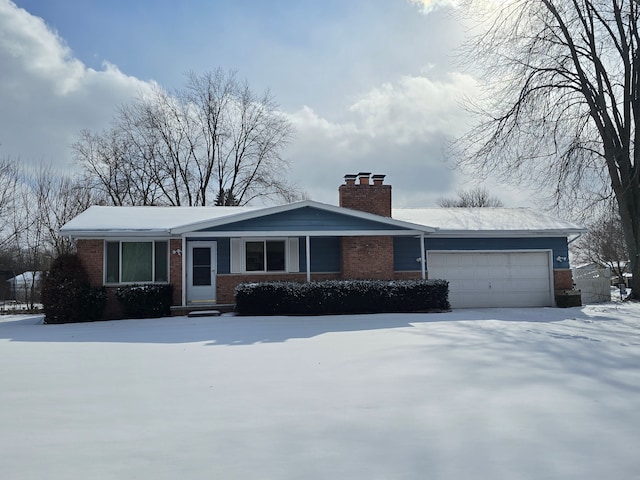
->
[234,279,449,315]
[42,253,107,324]
[115,284,174,318]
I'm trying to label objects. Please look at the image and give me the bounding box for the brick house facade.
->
[61,173,585,317]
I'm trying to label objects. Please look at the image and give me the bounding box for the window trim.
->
[230,237,299,274]
[104,238,170,285]
[243,238,288,273]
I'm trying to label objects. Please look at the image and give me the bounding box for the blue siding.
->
[394,237,570,271]
[299,237,341,273]
[198,206,410,233]
[216,238,231,274]
[394,237,423,271]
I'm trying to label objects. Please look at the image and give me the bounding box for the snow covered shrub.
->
[42,254,107,324]
[234,279,449,315]
[115,284,173,318]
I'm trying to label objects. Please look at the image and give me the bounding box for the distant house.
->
[60,173,585,318]
[572,264,611,303]
[6,271,43,304]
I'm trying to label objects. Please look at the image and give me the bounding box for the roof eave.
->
[170,199,437,234]
[60,229,173,239]
[430,229,587,237]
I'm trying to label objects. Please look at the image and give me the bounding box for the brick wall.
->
[393,271,422,280]
[217,273,341,305]
[553,269,574,290]
[76,239,104,287]
[341,236,394,280]
[339,183,392,217]
[75,240,118,318]
[169,239,182,306]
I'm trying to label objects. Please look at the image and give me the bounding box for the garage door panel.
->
[428,251,553,308]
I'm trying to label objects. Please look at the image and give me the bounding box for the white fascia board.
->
[170,199,437,234]
[429,229,586,238]
[60,229,173,239]
[185,229,426,238]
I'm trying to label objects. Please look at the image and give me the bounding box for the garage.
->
[427,251,554,308]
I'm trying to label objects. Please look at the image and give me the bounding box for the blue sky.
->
[0,0,533,206]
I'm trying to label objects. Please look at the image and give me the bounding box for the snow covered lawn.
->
[1,304,639,480]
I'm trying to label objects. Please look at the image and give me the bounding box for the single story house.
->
[60,173,585,317]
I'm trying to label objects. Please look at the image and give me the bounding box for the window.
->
[105,240,169,284]
[245,240,286,272]
[230,238,299,274]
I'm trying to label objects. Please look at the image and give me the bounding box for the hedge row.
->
[115,284,174,319]
[234,279,450,315]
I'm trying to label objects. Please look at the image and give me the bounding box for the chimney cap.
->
[372,174,386,185]
[357,172,371,185]
[344,174,357,186]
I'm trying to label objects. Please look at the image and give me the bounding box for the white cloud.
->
[348,73,478,143]
[0,0,155,167]
[285,71,479,205]
[407,0,460,14]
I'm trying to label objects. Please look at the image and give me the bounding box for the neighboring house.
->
[6,271,43,304]
[60,173,585,317]
[572,264,611,304]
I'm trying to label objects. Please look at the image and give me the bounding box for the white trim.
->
[185,229,425,238]
[170,199,437,235]
[288,238,300,272]
[103,238,170,286]
[305,235,311,282]
[66,231,175,239]
[429,230,583,238]
[181,236,187,307]
[240,237,292,274]
[186,241,217,305]
[420,233,426,280]
[230,238,243,274]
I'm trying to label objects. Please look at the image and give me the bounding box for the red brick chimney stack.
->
[339,172,392,217]
[339,172,394,279]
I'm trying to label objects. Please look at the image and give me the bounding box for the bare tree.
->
[73,69,299,207]
[437,186,503,207]
[575,206,629,281]
[0,156,20,249]
[457,1,640,298]
[32,165,104,255]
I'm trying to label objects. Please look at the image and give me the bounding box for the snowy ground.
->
[1,304,639,480]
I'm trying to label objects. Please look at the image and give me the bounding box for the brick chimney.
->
[339,172,392,217]
[339,172,394,280]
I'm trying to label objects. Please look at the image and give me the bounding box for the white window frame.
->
[230,237,299,274]
[104,238,170,285]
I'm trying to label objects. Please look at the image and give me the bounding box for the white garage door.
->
[427,251,553,308]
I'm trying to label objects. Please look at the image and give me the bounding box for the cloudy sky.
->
[0,0,531,207]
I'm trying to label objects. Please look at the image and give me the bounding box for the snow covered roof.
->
[60,205,260,237]
[60,203,585,238]
[392,208,585,236]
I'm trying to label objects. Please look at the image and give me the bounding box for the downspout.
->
[568,233,583,245]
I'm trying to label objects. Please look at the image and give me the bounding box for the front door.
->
[187,241,217,305]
